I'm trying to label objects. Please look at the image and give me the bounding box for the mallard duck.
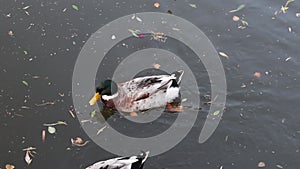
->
[89,70,184,112]
[86,151,149,169]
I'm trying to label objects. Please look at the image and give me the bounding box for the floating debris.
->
[71,137,89,147]
[23,6,30,10]
[22,80,29,86]
[277,0,294,14]
[285,56,291,61]
[154,2,160,8]
[288,27,292,32]
[213,110,220,116]
[130,112,138,117]
[8,30,13,36]
[42,130,46,142]
[229,4,245,13]
[296,13,300,17]
[136,16,142,22]
[233,15,240,21]
[219,52,229,59]
[253,72,262,78]
[23,147,36,165]
[35,101,55,106]
[153,63,161,69]
[182,98,188,102]
[167,10,173,14]
[276,164,284,169]
[5,164,15,169]
[69,109,76,118]
[47,126,56,134]
[72,4,79,11]
[258,162,266,168]
[189,3,197,8]
[43,121,67,127]
[96,126,107,135]
[128,29,140,37]
[111,34,116,40]
[151,32,167,42]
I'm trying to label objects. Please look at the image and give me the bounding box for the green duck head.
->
[89,80,118,105]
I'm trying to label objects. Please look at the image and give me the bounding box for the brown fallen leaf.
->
[5,164,15,169]
[42,130,46,143]
[296,13,300,17]
[130,112,138,117]
[25,150,32,165]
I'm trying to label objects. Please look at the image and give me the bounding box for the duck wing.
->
[85,152,149,169]
[119,75,176,102]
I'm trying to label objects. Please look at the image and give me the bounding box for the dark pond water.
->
[1,0,300,168]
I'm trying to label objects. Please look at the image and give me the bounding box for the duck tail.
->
[171,70,184,85]
[139,151,150,164]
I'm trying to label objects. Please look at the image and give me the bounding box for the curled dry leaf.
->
[25,150,32,165]
[71,137,89,147]
[5,164,15,169]
[258,162,266,168]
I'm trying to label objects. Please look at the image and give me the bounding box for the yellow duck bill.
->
[89,93,101,105]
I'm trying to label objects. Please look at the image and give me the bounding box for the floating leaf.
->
[241,20,249,26]
[296,13,300,17]
[232,15,240,21]
[96,126,107,135]
[229,4,245,13]
[90,110,97,118]
[258,162,266,168]
[8,30,13,36]
[189,3,197,8]
[182,98,188,102]
[22,80,29,86]
[5,164,15,169]
[136,16,142,22]
[219,52,229,59]
[42,130,46,142]
[130,112,138,117]
[213,110,220,116]
[153,63,161,69]
[167,10,173,14]
[128,29,140,38]
[253,72,262,78]
[154,2,160,8]
[71,137,89,147]
[276,165,283,169]
[25,150,32,165]
[23,6,30,10]
[48,126,56,134]
[72,4,79,11]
